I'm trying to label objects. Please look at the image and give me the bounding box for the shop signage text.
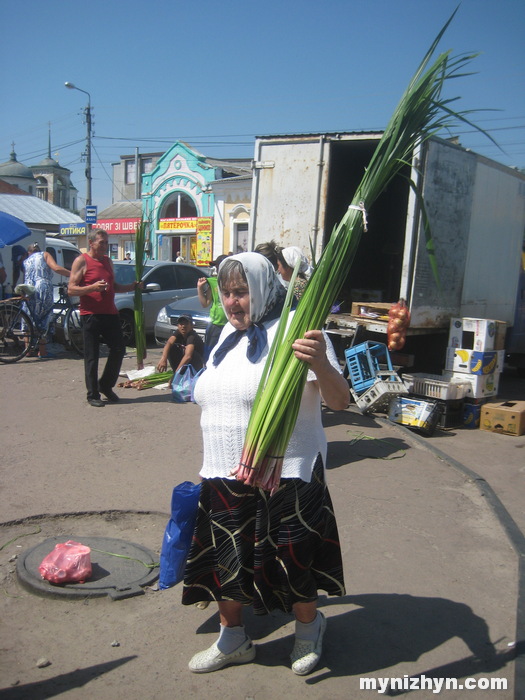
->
[59,223,87,237]
[159,217,199,231]
[95,218,141,234]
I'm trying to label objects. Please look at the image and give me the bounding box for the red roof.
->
[0,179,31,195]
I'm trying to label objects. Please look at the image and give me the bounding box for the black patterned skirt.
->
[181,457,346,615]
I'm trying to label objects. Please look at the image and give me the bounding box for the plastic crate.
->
[351,371,408,414]
[401,373,469,401]
[436,399,465,430]
[389,396,443,436]
[345,341,394,395]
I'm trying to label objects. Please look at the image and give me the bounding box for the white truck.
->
[1,233,80,298]
[249,132,525,371]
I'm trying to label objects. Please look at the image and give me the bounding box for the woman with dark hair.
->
[254,239,279,270]
[182,252,349,676]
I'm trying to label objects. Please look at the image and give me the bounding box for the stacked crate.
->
[396,373,470,432]
[344,341,407,414]
[444,317,506,428]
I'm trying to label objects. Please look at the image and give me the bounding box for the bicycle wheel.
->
[64,306,84,356]
[0,304,35,363]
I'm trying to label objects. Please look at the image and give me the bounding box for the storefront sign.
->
[59,223,87,237]
[159,217,198,231]
[196,218,213,265]
[95,218,141,234]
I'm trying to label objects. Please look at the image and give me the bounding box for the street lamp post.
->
[65,81,92,208]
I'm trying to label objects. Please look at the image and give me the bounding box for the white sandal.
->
[189,637,256,673]
[290,612,327,675]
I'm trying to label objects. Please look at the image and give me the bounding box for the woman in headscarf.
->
[182,252,348,676]
[22,243,70,357]
[276,245,313,299]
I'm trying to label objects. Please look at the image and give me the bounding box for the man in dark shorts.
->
[156,315,204,374]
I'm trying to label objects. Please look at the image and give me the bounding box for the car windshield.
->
[113,262,155,286]
[113,265,136,286]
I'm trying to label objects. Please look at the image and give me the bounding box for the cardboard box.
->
[448,318,507,351]
[463,403,481,429]
[351,301,391,319]
[445,348,504,375]
[388,396,441,435]
[479,400,525,436]
[443,370,499,399]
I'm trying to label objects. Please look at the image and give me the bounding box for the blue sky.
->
[1,0,523,212]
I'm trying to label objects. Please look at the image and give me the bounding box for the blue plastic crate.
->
[345,341,394,395]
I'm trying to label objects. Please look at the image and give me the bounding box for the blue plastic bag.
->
[159,481,201,589]
[171,364,203,403]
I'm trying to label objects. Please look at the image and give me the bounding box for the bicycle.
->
[0,283,84,363]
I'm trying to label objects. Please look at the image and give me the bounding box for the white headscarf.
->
[281,246,312,277]
[218,252,285,324]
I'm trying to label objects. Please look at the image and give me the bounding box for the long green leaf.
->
[236,9,493,491]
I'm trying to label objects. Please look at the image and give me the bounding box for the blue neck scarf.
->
[212,297,292,367]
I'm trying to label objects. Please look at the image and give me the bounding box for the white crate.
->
[352,371,408,414]
[402,373,469,401]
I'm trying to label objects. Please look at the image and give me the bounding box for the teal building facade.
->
[142,142,216,264]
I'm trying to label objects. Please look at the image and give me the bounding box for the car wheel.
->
[120,310,135,346]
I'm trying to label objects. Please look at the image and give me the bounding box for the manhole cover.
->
[16,536,159,600]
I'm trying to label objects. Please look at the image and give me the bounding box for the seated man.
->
[156,314,204,375]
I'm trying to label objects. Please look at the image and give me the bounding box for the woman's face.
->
[277,259,292,281]
[221,270,251,331]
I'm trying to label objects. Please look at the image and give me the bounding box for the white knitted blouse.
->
[193,314,342,482]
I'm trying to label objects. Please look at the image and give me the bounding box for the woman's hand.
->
[293,329,349,411]
[292,330,330,372]
[197,277,209,290]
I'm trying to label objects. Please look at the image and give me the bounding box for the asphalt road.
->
[0,342,523,699]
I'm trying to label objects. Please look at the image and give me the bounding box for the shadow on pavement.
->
[0,656,137,700]
[185,592,519,684]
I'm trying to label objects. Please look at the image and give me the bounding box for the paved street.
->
[0,343,524,699]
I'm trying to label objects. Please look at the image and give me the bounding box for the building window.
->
[55,178,66,208]
[234,222,249,254]
[125,160,136,184]
[141,158,153,175]
[162,192,198,219]
[36,177,48,201]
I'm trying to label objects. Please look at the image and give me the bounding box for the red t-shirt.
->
[79,253,118,315]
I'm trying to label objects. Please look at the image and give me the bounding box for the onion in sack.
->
[387,299,411,351]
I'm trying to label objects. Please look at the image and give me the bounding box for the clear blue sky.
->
[1,0,523,212]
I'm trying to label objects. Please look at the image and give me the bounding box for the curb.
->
[378,417,525,700]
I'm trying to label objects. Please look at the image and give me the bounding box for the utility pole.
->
[65,81,92,207]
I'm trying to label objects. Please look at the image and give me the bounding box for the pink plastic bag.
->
[38,540,92,584]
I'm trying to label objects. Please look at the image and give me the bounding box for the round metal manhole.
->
[16,536,159,600]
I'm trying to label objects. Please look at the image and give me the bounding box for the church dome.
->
[38,156,61,168]
[0,149,34,179]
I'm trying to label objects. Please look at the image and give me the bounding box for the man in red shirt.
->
[69,229,140,407]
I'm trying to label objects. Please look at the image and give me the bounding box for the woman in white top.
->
[276,245,313,299]
[182,252,349,676]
